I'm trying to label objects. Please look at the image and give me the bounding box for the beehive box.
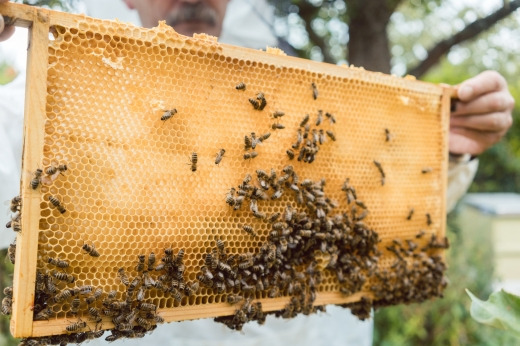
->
[1,2,452,340]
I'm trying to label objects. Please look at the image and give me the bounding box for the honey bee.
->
[311,82,318,100]
[31,169,43,190]
[190,152,198,172]
[118,268,130,286]
[259,132,271,142]
[373,160,385,186]
[236,82,246,90]
[47,257,69,268]
[243,151,258,160]
[9,195,21,213]
[250,132,258,149]
[300,114,310,127]
[257,92,267,110]
[136,254,146,272]
[7,240,16,264]
[406,208,414,220]
[176,248,185,265]
[1,297,12,315]
[53,289,72,303]
[86,288,103,304]
[148,252,156,270]
[249,98,260,110]
[253,211,265,219]
[105,335,121,342]
[273,111,285,118]
[215,149,226,165]
[52,270,75,284]
[58,164,68,173]
[225,187,236,206]
[244,135,252,150]
[242,225,257,238]
[311,129,319,145]
[426,213,432,226]
[268,212,281,223]
[284,205,294,222]
[318,129,325,145]
[303,124,310,139]
[82,243,100,257]
[316,110,323,126]
[214,240,225,256]
[385,128,392,142]
[271,189,282,200]
[161,108,177,122]
[326,130,336,141]
[70,298,80,316]
[325,112,336,124]
[421,167,433,174]
[171,288,183,302]
[48,195,66,214]
[8,217,21,233]
[79,285,93,295]
[184,281,199,297]
[45,166,57,176]
[138,302,157,311]
[88,307,102,323]
[45,276,57,294]
[272,123,285,130]
[34,308,52,320]
[3,287,12,298]
[226,294,243,304]
[65,320,87,332]
[416,230,425,238]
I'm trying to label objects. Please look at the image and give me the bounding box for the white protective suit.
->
[0,1,478,345]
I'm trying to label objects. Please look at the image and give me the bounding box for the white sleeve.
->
[0,71,25,249]
[446,154,478,213]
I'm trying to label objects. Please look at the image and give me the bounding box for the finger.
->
[452,90,515,116]
[456,70,508,102]
[450,111,513,133]
[0,23,14,41]
[449,126,505,155]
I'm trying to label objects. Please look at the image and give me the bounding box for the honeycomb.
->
[1,2,452,340]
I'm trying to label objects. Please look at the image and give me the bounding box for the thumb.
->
[0,15,15,42]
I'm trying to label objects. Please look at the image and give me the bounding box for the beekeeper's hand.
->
[450,70,514,156]
[0,0,15,42]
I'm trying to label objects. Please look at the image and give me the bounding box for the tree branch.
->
[298,1,337,64]
[407,0,520,78]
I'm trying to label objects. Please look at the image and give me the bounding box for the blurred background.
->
[1,0,519,345]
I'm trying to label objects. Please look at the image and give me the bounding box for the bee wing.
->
[40,172,60,185]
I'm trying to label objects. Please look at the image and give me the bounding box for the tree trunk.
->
[347,0,395,73]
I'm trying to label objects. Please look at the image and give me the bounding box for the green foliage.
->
[373,213,519,345]
[0,249,18,346]
[466,289,520,337]
[0,61,17,85]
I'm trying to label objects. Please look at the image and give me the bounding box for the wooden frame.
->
[1,2,453,338]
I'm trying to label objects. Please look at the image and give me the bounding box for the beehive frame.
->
[1,2,453,339]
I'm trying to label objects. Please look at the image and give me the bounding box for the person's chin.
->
[174,22,218,37]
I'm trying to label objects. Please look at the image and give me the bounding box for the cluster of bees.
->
[371,233,449,308]
[17,246,201,344]
[195,163,382,330]
[286,110,336,163]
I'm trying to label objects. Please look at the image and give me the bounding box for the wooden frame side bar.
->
[7,4,50,338]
